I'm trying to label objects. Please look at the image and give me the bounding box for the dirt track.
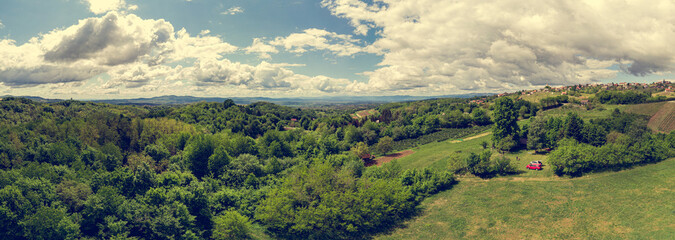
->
[449,131,492,143]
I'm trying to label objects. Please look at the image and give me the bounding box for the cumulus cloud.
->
[222,7,244,15]
[269,28,380,57]
[0,20,4,29]
[84,0,137,14]
[322,0,675,93]
[43,13,173,66]
[0,12,236,88]
[177,59,348,92]
[0,11,350,96]
[245,38,279,59]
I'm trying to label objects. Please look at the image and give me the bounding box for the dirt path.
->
[367,150,415,167]
[449,131,492,143]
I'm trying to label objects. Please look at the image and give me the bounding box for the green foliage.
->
[465,150,493,177]
[491,97,520,144]
[594,90,650,104]
[351,142,371,159]
[144,144,170,162]
[399,168,456,201]
[213,210,252,240]
[256,163,415,239]
[56,180,92,212]
[20,206,80,240]
[221,154,264,188]
[183,135,216,178]
[471,108,492,126]
[527,116,550,150]
[376,136,394,155]
[495,135,517,152]
[540,95,568,109]
[549,136,672,176]
[208,146,231,177]
[464,151,515,178]
[492,155,516,175]
[257,131,292,159]
[563,112,584,141]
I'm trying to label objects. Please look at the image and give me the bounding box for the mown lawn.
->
[377,157,675,240]
[393,131,493,171]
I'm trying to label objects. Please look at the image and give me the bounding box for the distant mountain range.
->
[2,93,492,106]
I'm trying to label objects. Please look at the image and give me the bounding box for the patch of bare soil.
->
[366,150,415,167]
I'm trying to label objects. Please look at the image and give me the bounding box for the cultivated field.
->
[649,101,675,133]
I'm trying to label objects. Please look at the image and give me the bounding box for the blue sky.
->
[0,0,673,99]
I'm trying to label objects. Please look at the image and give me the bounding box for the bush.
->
[255,163,415,239]
[548,136,672,177]
[212,210,252,240]
[399,168,456,202]
[492,156,516,175]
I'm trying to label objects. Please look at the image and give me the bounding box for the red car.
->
[526,161,542,170]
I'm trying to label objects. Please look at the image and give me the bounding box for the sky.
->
[0,0,674,99]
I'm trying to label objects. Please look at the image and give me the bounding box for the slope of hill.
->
[376,157,675,239]
[648,101,675,133]
[625,101,675,133]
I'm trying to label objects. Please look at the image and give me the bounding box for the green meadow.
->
[375,105,674,239]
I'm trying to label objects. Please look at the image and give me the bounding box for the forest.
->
[0,88,673,239]
[0,96,490,239]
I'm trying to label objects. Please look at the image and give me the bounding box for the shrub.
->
[212,210,252,240]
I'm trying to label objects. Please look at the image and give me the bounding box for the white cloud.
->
[269,28,380,57]
[0,12,350,97]
[84,0,137,14]
[222,7,244,15]
[177,59,348,93]
[322,0,675,93]
[0,12,235,88]
[0,20,4,29]
[245,38,279,59]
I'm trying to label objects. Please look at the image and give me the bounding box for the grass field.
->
[516,91,563,103]
[374,111,675,239]
[623,101,668,116]
[376,157,675,239]
[351,109,379,119]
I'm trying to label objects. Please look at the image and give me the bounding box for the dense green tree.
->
[145,144,170,162]
[563,112,584,141]
[465,150,492,177]
[213,210,252,239]
[20,206,80,240]
[491,97,520,145]
[375,136,394,155]
[183,135,216,178]
[208,146,231,177]
[527,117,550,150]
[471,108,491,126]
[581,123,607,147]
[256,163,415,239]
[351,142,371,159]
